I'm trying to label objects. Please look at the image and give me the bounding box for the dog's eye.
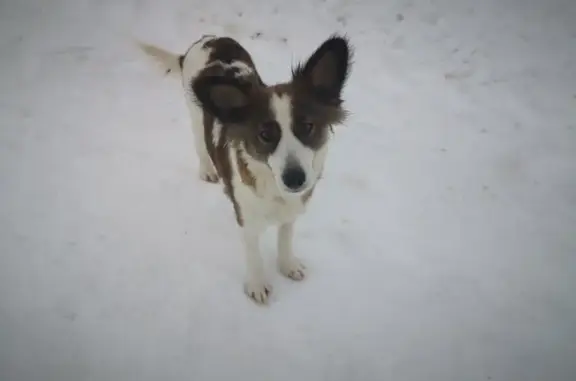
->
[302,121,315,135]
[258,122,278,144]
[258,129,272,143]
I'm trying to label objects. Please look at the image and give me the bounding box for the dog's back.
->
[138,35,264,85]
[182,36,265,88]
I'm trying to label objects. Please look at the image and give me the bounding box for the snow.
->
[1,0,575,380]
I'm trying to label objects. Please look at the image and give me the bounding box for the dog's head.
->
[192,35,352,196]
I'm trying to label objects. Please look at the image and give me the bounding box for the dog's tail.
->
[137,41,184,77]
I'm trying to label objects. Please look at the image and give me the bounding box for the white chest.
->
[234,180,307,228]
[228,147,311,229]
[260,195,306,224]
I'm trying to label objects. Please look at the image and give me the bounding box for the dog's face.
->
[192,36,352,196]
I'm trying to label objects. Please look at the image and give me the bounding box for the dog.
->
[138,33,352,304]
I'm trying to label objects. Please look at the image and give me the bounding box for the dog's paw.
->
[244,278,272,305]
[279,257,306,281]
[199,167,218,183]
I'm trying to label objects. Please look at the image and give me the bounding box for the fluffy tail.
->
[137,41,183,77]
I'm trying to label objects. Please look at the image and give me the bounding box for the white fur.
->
[241,225,271,304]
[277,222,306,280]
[211,122,222,148]
[233,144,309,228]
[205,60,253,78]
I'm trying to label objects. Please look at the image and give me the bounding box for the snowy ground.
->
[1,0,576,380]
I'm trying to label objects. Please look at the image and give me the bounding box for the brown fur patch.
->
[272,82,343,151]
[203,37,265,86]
[203,112,217,169]
[236,149,256,188]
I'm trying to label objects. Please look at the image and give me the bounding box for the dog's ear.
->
[293,35,352,105]
[191,76,253,123]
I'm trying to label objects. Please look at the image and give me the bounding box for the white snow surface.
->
[1,0,576,380]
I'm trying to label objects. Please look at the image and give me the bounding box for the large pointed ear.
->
[191,75,253,123]
[293,35,352,105]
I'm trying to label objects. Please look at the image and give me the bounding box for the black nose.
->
[281,167,306,191]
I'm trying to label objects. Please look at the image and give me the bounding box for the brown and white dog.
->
[139,34,352,304]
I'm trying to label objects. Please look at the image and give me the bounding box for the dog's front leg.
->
[242,227,271,304]
[277,221,306,281]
